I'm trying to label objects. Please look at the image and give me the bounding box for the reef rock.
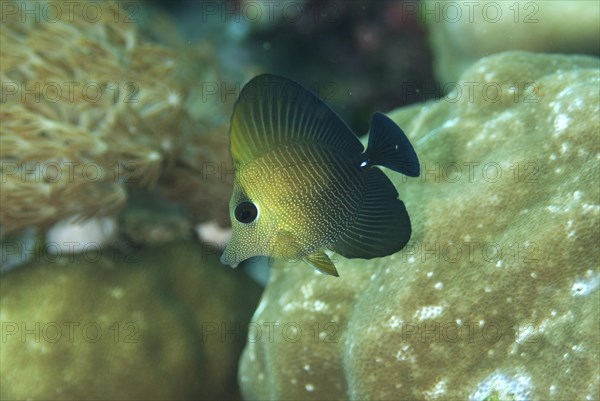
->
[238,52,600,400]
[0,241,262,400]
[424,0,600,83]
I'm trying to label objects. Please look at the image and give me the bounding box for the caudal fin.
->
[361,112,420,177]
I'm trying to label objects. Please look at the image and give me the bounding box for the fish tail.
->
[361,112,420,177]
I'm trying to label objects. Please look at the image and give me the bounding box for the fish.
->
[220,74,420,277]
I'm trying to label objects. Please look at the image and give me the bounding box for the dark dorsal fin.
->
[361,112,420,177]
[230,74,364,165]
[331,167,412,259]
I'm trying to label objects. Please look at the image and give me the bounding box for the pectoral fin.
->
[303,251,339,277]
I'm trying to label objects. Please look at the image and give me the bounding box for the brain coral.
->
[238,52,600,400]
[0,241,262,400]
[424,0,600,83]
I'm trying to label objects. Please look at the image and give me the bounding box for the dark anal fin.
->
[361,112,420,177]
[331,168,412,259]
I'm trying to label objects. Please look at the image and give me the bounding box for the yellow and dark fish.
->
[220,74,420,276]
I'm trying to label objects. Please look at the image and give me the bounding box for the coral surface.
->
[0,241,262,400]
[238,52,600,400]
[425,0,600,83]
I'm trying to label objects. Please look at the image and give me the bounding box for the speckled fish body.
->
[234,142,364,258]
[221,74,420,276]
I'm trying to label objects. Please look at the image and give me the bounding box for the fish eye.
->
[234,201,259,224]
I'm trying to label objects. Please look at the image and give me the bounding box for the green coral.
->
[0,241,262,400]
[238,52,600,400]
[425,0,600,82]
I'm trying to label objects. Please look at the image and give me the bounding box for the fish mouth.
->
[220,252,239,268]
[220,247,242,268]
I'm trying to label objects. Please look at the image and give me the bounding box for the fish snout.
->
[220,247,240,268]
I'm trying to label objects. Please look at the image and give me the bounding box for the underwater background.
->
[0,0,599,400]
